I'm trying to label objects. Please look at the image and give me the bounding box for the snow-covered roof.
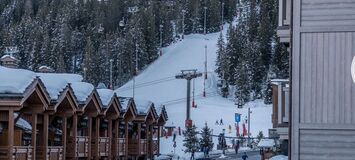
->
[118,97,131,111]
[270,155,288,160]
[0,66,36,94]
[1,54,18,60]
[36,73,82,101]
[134,99,153,115]
[97,89,115,108]
[14,113,32,131]
[156,105,168,121]
[71,82,95,103]
[270,79,289,85]
[257,139,275,148]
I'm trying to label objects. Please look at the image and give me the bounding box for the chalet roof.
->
[0,66,36,94]
[134,99,154,115]
[118,97,131,111]
[156,105,168,121]
[97,88,115,108]
[71,82,95,103]
[36,73,82,101]
[1,54,18,61]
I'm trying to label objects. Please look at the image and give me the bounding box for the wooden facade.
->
[0,67,167,160]
[277,0,355,159]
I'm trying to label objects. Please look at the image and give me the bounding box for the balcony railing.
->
[128,139,147,155]
[112,138,126,157]
[151,139,159,155]
[98,137,110,157]
[66,136,89,158]
[140,139,147,155]
[118,138,126,156]
[0,146,33,160]
[277,0,291,44]
[271,80,289,128]
[37,146,63,160]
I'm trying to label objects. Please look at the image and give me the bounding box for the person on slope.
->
[220,118,224,125]
[235,140,240,154]
[242,152,248,160]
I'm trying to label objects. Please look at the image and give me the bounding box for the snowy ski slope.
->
[115,25,272,158]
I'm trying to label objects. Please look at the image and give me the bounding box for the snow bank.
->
[270,155,288,160]
[71,82,94,102]
[0,66,36,94]
[97,89,115,107]
[257,139,275,148]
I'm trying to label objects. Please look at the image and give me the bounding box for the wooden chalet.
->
[0,65,168,160]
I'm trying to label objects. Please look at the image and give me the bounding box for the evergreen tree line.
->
[215,0,289,104]
[0,0,236,87]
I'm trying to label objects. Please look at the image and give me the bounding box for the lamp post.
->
[109,59,113,89]
[221,2,225,31]
[182,9,186,39]
[203,6,207,35]
[159,24,163,56]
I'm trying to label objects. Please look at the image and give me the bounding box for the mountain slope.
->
[115,26,271,157]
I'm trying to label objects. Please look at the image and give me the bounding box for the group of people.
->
[215,118,224,125]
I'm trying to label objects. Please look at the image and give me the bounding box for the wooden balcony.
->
[277,0,291,45]
[0,146,33,160]
[37,146,63,160]
[112,138,126,157]
[66,136,89,158]
[128,139,147,155]
[151,139,159,155]
[99,137,110,157]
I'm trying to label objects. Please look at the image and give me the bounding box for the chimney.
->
[1,47,19,68]
[38,65,54,73]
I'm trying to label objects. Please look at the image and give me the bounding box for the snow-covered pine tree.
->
[199,124,213,150]
[183,125,200,159]
[256,131,264,143]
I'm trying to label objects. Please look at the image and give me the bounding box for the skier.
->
[235,140,240,154]
[228,125,232,133]
[190,152,195,160]
[215,120,219,125]
[242,152,248,160]
[220,118,224,125]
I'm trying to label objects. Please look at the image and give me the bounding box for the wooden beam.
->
[32,113,37,160]
[138,123,141,156]
[108,119,112,160]
[125,120,128,159]
[8,109,14,160]
[157,126,161,155]
[72,114,78,157]
[94,117,100,160]
[88,117,93,160]
[42,113,49,160]
[62,117,67,159]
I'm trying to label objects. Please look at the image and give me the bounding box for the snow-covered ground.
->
[115,24,271,159]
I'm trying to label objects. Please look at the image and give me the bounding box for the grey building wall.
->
[292,0,355,159]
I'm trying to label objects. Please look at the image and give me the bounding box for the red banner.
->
[242,123,247,137]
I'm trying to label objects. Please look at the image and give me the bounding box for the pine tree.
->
[256,131,264,143]
[200,124,213,150]
[183,125,199,159]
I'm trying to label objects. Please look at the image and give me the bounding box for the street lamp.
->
[221,2,225,31]
[182,9,186,39]
[203,6,207,35]
[109,59,113,89]
[159,24,163,56]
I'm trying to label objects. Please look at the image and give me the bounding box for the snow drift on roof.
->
[134,99,153,115]
[0,66,36,94]
[118,97,131,110]
[97,89,114,108]
[36,73,83,100]
[14,113,32,131]
[257,139,275,148]
[1,54,17,60]
[71,82,94,102]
